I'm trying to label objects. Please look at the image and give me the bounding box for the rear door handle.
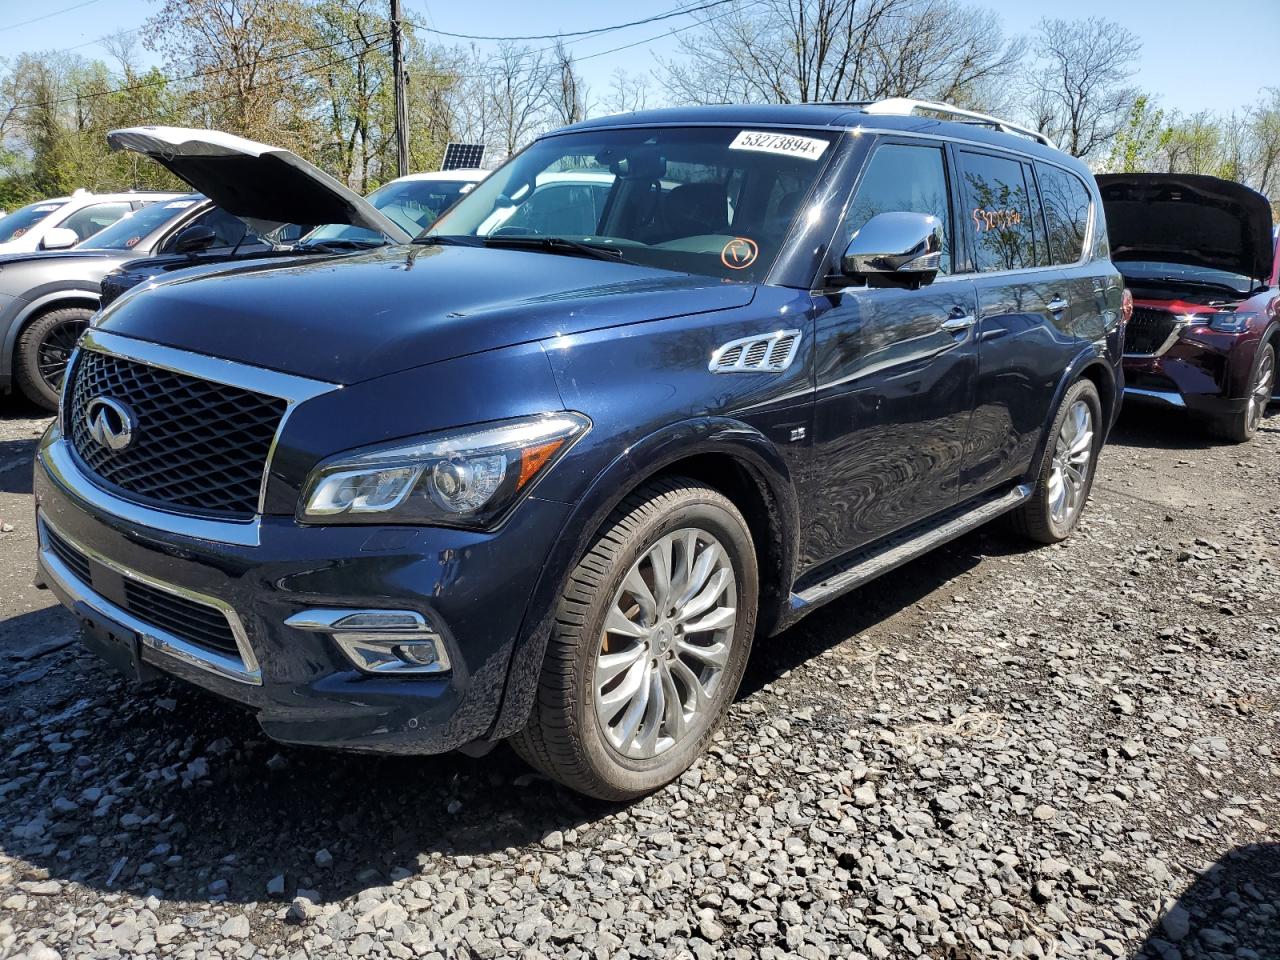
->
[1047,297,1069,314]
[940,315,976,334]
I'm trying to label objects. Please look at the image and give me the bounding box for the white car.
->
[303,168,489,246]
[0,189,182,254]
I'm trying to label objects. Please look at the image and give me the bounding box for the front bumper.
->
[34,428,570,754]
[1122,332,1253,417]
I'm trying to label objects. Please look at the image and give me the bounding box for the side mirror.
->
[172,224,218,255]
[39,227,80,250]
[841,212,943,286]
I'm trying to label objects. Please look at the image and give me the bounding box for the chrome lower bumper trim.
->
[41,436,262,547]
[1123,387,1186,408]
[37,514,262,686]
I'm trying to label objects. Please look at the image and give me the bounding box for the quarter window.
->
[958,151,1038,272]
[845,143,952,274]
[1036,163,1091,264]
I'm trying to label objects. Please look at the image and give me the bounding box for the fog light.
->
[284,609,451,675]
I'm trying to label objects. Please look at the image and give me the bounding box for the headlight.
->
[298,412,590,526]
[1208,311,1257,333]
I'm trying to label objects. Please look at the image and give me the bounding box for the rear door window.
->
[844,143,953,274]
[957,151,1038,272]
[59,202,134,242]
[1036,163,1092,264]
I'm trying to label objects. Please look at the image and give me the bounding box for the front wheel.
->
[15,306,94,410]
[1210,342,1274,444]
[511,478,758,800]
[1009,378,1103,544]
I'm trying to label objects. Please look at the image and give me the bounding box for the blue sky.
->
[0,0,1274,115]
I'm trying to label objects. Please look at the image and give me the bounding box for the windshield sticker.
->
[972,207,1023,232]
[729,131,829,161]
[164,200,198,209]
[721,237,759,270]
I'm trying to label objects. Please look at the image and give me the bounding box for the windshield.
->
[427,126,838,282]
[0,200,67,243]
[304,178,478,245]
[80,197,201,250]
[1118,260,1255,295]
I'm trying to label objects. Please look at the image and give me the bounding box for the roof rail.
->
[860,98,1056,149]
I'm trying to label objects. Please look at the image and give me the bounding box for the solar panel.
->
[442,143,486,171]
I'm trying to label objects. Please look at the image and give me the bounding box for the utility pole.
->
[390,0,409,177]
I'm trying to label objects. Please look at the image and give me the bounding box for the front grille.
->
[67,349,287,518]
[43,524,241,658]
[1124,307,1182,356]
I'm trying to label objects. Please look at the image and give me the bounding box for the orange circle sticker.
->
[721,237,759,270]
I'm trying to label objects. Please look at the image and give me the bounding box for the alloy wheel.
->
[36,319,87,393]
[1247,347,1274,433]
[1047,399,1094,526]
[594,527,737,760]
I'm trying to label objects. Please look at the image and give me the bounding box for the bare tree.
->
[660,0,1023,108]
[548,40,587,126]
[1026,17,1140,159]
[603,68,650,116]
[483,43,553,159]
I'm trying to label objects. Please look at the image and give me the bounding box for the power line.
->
[418,0,735,43]
[572,0,766,64]
[0,0,103,33]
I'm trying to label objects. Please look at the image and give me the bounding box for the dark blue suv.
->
[34,102,1123,799]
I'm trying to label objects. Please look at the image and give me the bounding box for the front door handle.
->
[940,314,976,334]
[1047,297,1069,314]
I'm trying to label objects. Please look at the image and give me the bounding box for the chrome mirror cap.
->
[841,211,943,284]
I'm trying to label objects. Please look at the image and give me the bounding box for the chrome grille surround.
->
[61,330,339,530]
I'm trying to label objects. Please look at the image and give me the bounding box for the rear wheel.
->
[1211,342,1274,443]
[1009,378,1102,544]
[15,306,93,410]
[510,478,757,800]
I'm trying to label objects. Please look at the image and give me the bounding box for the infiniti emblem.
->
[85,397,136,452]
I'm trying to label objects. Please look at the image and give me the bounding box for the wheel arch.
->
[1022,347,1118,490]
[489,416,802,740]
[2,287,100,382]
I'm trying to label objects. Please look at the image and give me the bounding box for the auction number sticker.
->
[729,130,830,160]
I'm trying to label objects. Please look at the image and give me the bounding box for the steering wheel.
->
[491,225,541,237]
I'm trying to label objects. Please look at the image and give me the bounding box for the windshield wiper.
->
[414,234,484,247]
[299,238,387,253]
[481,235,629,263]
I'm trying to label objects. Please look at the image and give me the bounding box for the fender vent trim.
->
[709,329,802,373]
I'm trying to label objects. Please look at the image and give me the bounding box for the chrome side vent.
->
[709,330,802,374]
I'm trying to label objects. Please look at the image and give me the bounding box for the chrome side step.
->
[791,484,1033,609]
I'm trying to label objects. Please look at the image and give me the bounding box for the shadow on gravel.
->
[1108,404,1280,451]
[0,494,1033,912]
[739,525,1008,699]
[1135,843,1279,959]
[1,634,619,909]
[0,437,37,494]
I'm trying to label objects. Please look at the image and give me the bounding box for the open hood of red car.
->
[1096,173,1274,282]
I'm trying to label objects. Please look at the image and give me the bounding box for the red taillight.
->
[1121,288,1134,324]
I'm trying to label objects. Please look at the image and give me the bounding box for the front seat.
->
[657,183,728,241]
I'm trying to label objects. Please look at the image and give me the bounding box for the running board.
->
[791,484,1033,609]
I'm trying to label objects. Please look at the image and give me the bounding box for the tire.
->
[1210,342,1274,444]
[1009,378,1103,545]
[14,305,93,411]
[510,477,758,800]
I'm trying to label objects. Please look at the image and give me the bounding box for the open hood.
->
[107,126,412,244]
[1097,173,1273,282]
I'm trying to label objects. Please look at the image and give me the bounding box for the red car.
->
[1098,174,1279,442]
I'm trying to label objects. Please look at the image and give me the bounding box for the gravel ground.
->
[1,396,1277,960]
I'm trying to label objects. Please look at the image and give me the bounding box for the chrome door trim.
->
[37,513,262,686]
